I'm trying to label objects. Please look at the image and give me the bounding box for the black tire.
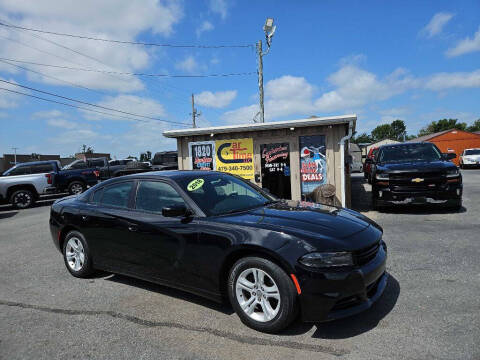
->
[363,172,368,179]
[10,189,36,209]
[68,181,86,195]
[447,199,462,212]
[228,257,298,333]
[62,230,94,278]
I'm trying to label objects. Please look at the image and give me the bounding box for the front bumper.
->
[296,242,387,322]
[374,182,462,206]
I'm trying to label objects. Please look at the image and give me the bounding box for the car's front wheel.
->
[63,231,94,278]
[228,257,298,333]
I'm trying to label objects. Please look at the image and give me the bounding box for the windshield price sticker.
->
[187,178,204,191]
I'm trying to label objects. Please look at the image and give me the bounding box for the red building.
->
[410,129,480,165]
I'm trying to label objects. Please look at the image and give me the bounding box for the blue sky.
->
[0,0,479,158]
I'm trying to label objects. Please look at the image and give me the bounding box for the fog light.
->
[379,191,383,198]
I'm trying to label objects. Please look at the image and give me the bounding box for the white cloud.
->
[82,94,167,121]
[46,118,79,129]
[0,0,184,91]
[421,12,454,38]
[32,109,64,118]
[446,26,480,57]
[222,64,480,124]
[209,0,229,19]
[0,77,24,108]
[195,90,237,108]
[175,55,205,74]
[196,20,214,37]
[424,70,480,90]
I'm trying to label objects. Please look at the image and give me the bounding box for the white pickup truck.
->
[0,161,57,209]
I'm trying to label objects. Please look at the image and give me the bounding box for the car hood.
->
[377,160,455,173]
[212,201,382,251]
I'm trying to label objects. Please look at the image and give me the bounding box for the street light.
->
[256,18,276,123]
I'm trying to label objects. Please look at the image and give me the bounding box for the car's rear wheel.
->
[63,231,94,278]
[228,257,298,333]
[10,189,35,209]
[68,181,86,195]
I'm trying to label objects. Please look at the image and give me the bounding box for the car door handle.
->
[128,224,138,232]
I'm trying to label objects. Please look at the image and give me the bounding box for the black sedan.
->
[50,171,387,333]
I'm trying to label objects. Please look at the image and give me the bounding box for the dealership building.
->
[163,114,356,207]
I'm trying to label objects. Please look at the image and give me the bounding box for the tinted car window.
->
[177,173,273,216]
[465,149,480,155]
[89,159,105,168]
[378,144,442,163]
[135,181,185,213]
[109,160,119,166]
[31,163,54,174]
[101,182,133,208]
[70,161,88,169]
[92,188,104,203]
[6,165,31,176]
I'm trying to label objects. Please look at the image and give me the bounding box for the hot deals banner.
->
[215,138,254,179]
[299,135,327,195]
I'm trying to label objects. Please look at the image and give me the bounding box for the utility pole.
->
[255,18,276,123]
[191,94,200,128]
[257,40,264,123]
[12,147,18,165]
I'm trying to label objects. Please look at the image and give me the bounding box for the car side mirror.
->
[444,153,456,160]
[162,204,189,217]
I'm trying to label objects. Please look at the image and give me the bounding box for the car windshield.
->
[378,144,442,163]
[176,173,276,216]
[465,149,480,155]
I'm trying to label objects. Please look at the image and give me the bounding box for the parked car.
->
[0,161,57,208]
[350,159,363,173]
[50,171,387,333]
[371,142,462,210]
[151,151,178,170]
[63,157,152,180]
[108,159,134,166]
[459,148,480,168]
[363,147,378,183]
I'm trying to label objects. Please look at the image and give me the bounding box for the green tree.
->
[80,144,94,154]
[352,132,372,144]
[467,119,480,132]
[371,124,393,142]
[390,119,407,141]
[418,119,467,137]
[140,151,152,162]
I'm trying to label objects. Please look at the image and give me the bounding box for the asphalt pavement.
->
[1,170,479,360]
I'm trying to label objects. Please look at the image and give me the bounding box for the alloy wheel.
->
[235,268,281,322]
[65,237,85,271]
[70,183,84,194]
[13,192,32,208]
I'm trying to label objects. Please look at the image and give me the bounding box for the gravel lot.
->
[1,170,479,360]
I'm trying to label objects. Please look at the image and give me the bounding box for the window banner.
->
[299,135,327,196]
[215,138,254,179]
[188,141,216,170]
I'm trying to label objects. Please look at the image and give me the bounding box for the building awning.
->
[163,114,356,138]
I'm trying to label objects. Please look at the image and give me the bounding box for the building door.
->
[260,143,291,199]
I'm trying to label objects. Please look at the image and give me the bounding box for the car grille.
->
[353,241,380,266]
[388,171,446,192]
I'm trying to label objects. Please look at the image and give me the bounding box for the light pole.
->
[12,147,18,165]
[256,18,276,123]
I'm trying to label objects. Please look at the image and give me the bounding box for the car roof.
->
[378,142,430,149]
[14,160,58,166]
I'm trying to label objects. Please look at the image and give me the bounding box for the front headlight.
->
[446,168,460,178]
[376,173,389,180]
[299,252,353,268]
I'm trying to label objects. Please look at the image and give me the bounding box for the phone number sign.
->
[215,138,254,179]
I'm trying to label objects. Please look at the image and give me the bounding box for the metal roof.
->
[163,114,356,138]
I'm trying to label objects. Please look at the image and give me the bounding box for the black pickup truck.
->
[63,157,152,182]
[371,142,462,210]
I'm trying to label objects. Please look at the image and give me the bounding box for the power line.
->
[0,87,179,124]
[0,57,255,78]
[0,79,189,126]
[0,22,254,49]
[0,58,105,95]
